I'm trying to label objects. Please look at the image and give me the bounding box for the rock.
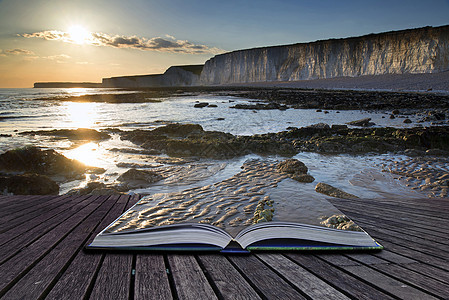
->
[277,159,308,174]
[0,173,59,195]
[0,146,92,180]
[331,125,347,130]
[392,109,400,115]
[194,102,209,108]
[403,118,412,124]
[425,149,449,156]
[20,128,110,141]
[315,182,359,199]
[389,114,396,119]
[150,123,204,136]
[231,102,288,110]
[290,173,315,183]
[207,104,218,108]
[306,123,330,129]
[320,214,361,231]
[346,118,375,127]
[216,118,225,121]
[117,168,163,188]
[404,149,426,156]
[67,181,123,195]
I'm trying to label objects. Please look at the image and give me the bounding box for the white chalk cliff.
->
[102,65,203,88]
[200,25,449,85]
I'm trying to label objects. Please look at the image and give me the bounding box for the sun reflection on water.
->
[62,102,100,128]
[65,142,104,167]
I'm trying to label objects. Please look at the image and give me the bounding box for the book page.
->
[104,159,357,237]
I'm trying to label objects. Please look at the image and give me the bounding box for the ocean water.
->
[0,88,432,196]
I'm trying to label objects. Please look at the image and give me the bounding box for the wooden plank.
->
[257,253,350,300]
[229,255,307,300]
[134,254,172,300]
[334,202,449,239]
[341,264,439,300]
[331,199,449,230]
[0,195,57,218]
[373,237,449,271]
[0,195,105,295]
[0,194,72,231]
[287,254,395,300]
[0,195,91,245]
[356,225,449,259]
[339,209,449,243]
[86,195,138,300]
[0,195,51,209]
[350,258,449,299]
[198,254,261,300]
[89,254,133,300]
[0,195,117,299]
[168,254,218,300]
[44,195,132,300]
[0,194,93,264]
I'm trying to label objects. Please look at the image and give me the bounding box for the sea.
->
[0,88,434,197]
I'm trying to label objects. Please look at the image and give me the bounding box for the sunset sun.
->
[67,25,90,44]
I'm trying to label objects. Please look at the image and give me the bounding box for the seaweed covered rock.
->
[120,123,295,158]
[117,168,164,188]
[277,159,315,183]
[0,146,102,180]
[315,182,358,199]
[67,181,123,195]
[20,128,110,141]
[277,159,308,174]
[320,214,361,231]
[0,174,59,195]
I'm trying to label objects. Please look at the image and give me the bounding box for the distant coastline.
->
[34,82,102,88]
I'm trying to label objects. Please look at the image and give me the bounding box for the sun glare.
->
[67,25,90,44]
[64,102,99,128]
[65,142,103,167]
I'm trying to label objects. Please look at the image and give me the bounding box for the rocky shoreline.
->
[1,87,449,198]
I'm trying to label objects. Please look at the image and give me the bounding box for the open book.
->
[87,160,383,253]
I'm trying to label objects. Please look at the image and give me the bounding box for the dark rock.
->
[306,123,330,129]
[392,109,400,115]
[208,104,218,108]
[425,149,449,156]
[194,102,209,108]
[290,173,315,183]
[389,114,395,119]
[403,118,412,124]
[331,125,348,130]
[277,159,308,174]
[67,181,123,195]
[117,168,163,188]
[0,146,94,179]
[315,182,358,199]
[20,128,110,140]
[231,102,288,110]
[346,118,375,127]
[0,173,59,195]
[316,109,322,112]
[216,118,225,121]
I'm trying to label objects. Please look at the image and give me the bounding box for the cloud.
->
[2,48,35,55]
[20,30,225,55]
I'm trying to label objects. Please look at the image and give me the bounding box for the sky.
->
[0,0,448,88]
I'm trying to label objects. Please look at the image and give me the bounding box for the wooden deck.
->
[0,193,448,299]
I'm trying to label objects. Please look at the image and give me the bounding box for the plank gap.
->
[163,254,178,300]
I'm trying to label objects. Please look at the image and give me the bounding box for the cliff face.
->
[200,25,449,85]
[102,65,203,88]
